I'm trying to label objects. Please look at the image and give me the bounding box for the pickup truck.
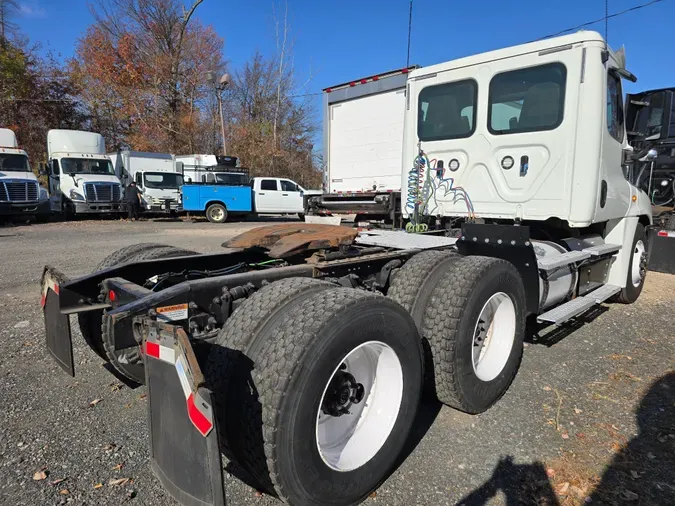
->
[182,175,321,223]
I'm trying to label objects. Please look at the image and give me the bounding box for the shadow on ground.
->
[589,371,675,505]
[456,372,675,505]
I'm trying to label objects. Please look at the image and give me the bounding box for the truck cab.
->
[0,128,50,220]
[45,130,123,217]
[110,151,183,213]
[251,177,309,215]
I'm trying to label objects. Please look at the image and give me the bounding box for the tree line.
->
[0,0,322,188]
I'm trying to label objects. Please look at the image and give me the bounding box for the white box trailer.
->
[308,68,416,222]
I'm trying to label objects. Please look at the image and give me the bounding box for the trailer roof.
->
[323,66,419,93]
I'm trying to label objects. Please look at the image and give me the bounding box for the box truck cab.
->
[110,151,183,213]
[44,130,123,218]
[0,128,50,220]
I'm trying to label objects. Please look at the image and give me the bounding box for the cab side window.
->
[607,72,624,143]
[260,179,278,191]
[280,180,298,192]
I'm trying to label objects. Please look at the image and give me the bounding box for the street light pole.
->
[207,71,230,156]
[216,90,227,156]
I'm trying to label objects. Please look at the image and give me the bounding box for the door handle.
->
[282,193,289,196]
[259,192,265,195]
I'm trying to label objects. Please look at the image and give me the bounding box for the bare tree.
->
[0,0,19,41]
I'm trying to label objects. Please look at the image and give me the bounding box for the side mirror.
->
[38,162,47,176]
[639,149,658,162]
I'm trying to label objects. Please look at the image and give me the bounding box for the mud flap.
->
[141,320,225,506]
[648,230,675,274]
[41,266,74,376]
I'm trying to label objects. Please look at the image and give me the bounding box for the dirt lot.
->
[0,218,673,506]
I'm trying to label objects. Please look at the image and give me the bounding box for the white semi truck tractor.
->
[0,128,50,221]
[41,32,656,506]
[43,130,123,218]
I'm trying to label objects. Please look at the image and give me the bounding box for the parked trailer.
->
[307,67,416,223]
[41,32,656,506]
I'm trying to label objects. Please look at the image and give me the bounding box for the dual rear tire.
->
[204,279,424,505]
[389,252,526,413]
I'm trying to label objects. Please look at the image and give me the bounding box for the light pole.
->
[207,71,230,156]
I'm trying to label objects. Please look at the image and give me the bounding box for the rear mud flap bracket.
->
[41,266,74,376]
[141,319,225,506]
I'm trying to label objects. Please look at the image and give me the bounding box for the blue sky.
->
[15,0,675,144]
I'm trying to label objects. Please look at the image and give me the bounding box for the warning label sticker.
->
[156,303,189,322]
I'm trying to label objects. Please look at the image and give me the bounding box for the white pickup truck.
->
[182,175,321,223]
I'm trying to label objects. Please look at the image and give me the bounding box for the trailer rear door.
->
[326,70,412,194]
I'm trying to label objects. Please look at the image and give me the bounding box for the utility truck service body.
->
[44,130,123,217]
[182,175,312,223]
[40,32,656,506]
[0,128,50,220]
[110,151,183,213]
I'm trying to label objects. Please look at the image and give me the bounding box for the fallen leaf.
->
[574,407,583,414]
[112,463,124,471]
[630,470,639,479]
[561,432,570,440]
[93,483,103,489]
[576,433,586,439]
[110,383,122,392]
[254,491,263,497]
[621,490,639,501]
[89,398,103,407]
[124,403,132,408]
[33,470,48,481]
[109,477,130,486]
[138,394,147,400]
[101,443,116,451]
[369,491,378,498]
[59,489,69,495]
[546,468,555,478]
[555,482,570,495]
[543,386,552,391]
[50,478,67,486]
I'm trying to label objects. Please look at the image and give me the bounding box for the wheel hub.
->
[321,365,365,417]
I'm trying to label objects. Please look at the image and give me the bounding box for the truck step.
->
[588,283,621,303]
[537,250,590,271]
[537,296,597,324]
[537,284,621,324]
[582,243,621,256]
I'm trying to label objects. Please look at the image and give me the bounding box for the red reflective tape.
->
[401,68,409,73]
[145,341,160,358]
[53,284,60,295]
[40,294,46,308]
[349,82,356,87]
[658,230,668,237]
[372,75,379,81]
[325,87,332,93]
[360,79,368,84]
[187,393,213,436]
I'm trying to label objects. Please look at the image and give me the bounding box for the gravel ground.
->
[0,218,673,506]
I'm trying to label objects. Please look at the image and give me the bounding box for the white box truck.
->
[307,67,417,222]
[43,130,123,218]
[0,128,50,221]
[110,151,182,214]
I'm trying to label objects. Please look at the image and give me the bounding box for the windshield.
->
[215,173,248,186]
[144,172,183,189]
[61,158,115,176]
[0,153,30,172]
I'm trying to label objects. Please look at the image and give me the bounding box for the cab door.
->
[280,179,304,213]
[255,178,283,213]
[48,160,62,212]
